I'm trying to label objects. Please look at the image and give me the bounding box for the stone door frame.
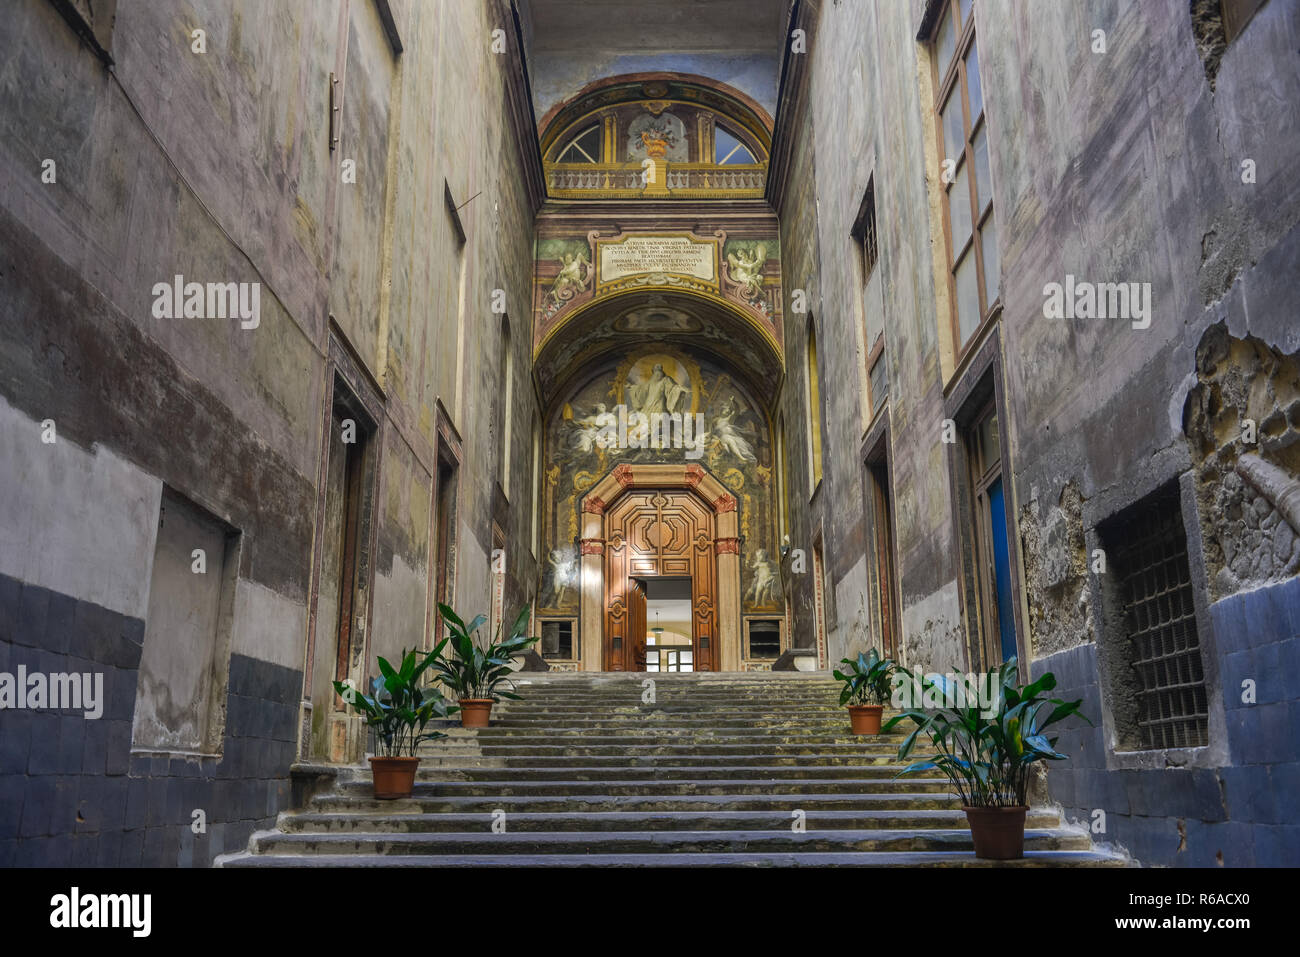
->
[579,463,742,671]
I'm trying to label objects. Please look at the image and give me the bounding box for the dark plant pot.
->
[369,756,420,800]
[963,805,1029,860]
[847,704,884,734]
[458,698,494,728]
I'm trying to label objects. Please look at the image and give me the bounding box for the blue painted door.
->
[987,477,1017,662]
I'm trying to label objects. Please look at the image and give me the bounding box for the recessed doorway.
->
[601,487,719,671]
[639,577,694,673]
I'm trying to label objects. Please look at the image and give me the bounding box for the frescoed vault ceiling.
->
[533,218,784,407]
[533,288,784,408]
[518,1,787,120]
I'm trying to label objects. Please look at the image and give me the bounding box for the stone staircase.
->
[217,672,1127,867]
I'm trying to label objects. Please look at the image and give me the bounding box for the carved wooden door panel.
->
[604,490,716,671]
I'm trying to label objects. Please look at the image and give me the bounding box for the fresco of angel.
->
[726,244,766,301]
[571,402,618,453]
[709,395,757,462]
[549,249,591,304]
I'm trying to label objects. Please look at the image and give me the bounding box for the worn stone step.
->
[424,744,920,758]
[219,848,1129,868]
[306,792,965,814]
[405,764,935,782]
[246,827,1095,856]
[415,752,928,767]
[228,673,1123,868]
[441,733,909,748]
[332,777,954,797]
[478,717,902,728]
[277,808,1062,833]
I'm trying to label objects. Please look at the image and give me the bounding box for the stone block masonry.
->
[0,573,300,867]
[1035,574,1300,867]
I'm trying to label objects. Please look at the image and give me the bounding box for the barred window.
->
[1105,484,1208,750]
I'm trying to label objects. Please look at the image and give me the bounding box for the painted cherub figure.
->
[549,250,591,303]
[726,244,766,301]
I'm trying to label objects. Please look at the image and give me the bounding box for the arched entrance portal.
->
[579,464,742,672]
[531,78,787,672]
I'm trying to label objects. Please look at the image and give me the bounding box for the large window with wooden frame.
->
[931,0,999,355]
[854,177,888,418]
[966,399,1016,670]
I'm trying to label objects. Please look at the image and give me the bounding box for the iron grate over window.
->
[1113,489,1208,750]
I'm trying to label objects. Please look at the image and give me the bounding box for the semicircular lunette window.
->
[556,125,601,163]
[715,126,757,165]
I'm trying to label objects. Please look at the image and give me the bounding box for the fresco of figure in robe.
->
[629,362,687,416]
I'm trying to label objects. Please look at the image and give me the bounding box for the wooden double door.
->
[603,490,717,671]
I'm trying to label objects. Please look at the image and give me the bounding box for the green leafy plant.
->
[332,642,458,757]
[882,658,1091,807]
[834,647,895,706]
[432,603,540,701]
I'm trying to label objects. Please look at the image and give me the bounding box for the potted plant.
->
[433,603,540,728]
[332,642,457,800]
[834,647,895,734]
[883,658,1091,859]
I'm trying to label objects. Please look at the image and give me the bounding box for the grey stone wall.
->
[1,574,299,866]
[1034,573,1300,867]
[0,0,541,864]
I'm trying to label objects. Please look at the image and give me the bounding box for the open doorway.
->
[637,577,694,673]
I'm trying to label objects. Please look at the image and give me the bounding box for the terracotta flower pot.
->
[963,805,1029,860]
[368,755,420,800]
[458,698,494,728]
[847,704,884,734]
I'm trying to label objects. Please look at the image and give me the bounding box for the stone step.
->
[425,739,922,753]
[499,691,844,698]
[405,765,938,782]
[415,752,930,766]
[305,792,966,814]
[474,717,900,728]
[433,735,920,746]
[219,849,1129,868]
[277,808,1062,833]
[226,674,1124,868]
[244,827,1095,856]
[332,777,955,796]
[493,704,849,713]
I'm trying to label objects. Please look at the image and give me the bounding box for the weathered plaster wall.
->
[780,0,964,673]
[0,0,540,866]
[975,0,1300,866]
[773,0,1298,867]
